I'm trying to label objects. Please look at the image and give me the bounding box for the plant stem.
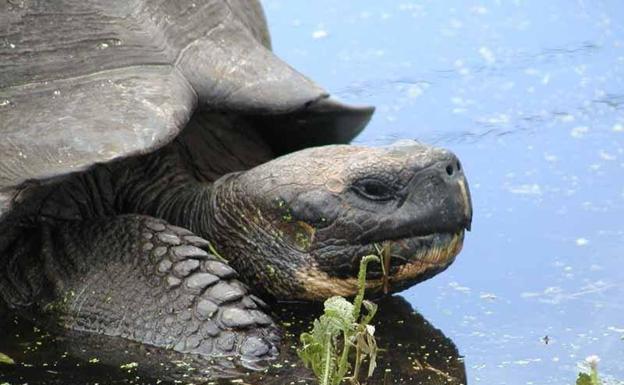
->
[353,255,380,320]
[590,367,601,385]
[206,241,228,262]
[322,332,333,385]
[335,330,352,385]
[351,345,362,384]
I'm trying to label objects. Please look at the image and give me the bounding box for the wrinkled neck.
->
[155,181,215,238]
[206,173,305,297]
[204,172,248,249]
[115,145,216,238]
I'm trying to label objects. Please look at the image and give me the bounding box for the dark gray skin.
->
[0,0,472,368]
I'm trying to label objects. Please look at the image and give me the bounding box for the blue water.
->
[263,1,624,384]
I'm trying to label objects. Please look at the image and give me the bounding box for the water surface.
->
[263,1,624,384]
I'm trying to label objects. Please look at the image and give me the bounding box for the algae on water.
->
[0,352,15,365]
[298,255,380,385]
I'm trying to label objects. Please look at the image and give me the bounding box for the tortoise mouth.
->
[294,231,465,301]
[357,231,465,281]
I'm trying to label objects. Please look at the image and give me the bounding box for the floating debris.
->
[571,126,590,138]
[120,362,139,370]
[311,29,328,39]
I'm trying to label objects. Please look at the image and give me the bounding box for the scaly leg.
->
[3,214,278,361]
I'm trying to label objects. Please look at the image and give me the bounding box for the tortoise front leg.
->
[27,215,279,362]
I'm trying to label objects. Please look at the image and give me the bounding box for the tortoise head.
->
[209,141,472,301]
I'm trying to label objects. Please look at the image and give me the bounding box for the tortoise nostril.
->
[456,161,461,171]
[445,164,454,176]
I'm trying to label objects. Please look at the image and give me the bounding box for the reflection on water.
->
[0,297,464,385]
[262,1,624,384]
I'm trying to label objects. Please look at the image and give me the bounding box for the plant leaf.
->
[576,373,592,385]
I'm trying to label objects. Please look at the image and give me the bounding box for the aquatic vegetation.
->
[298,255,380,385]
[0,352,15,365]
[120,361,139,370]
[576,356,601,385]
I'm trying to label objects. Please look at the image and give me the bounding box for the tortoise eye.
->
[353,179,395,201]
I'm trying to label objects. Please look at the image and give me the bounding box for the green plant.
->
[576,356,601,385]
[374,243,391,294]
[298,255,380,385]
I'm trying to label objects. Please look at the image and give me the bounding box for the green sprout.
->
[298,255,380,385]
[576,356,602,385]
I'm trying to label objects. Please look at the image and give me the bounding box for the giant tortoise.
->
[0,0,472,366]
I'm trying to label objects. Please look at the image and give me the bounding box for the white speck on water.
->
[450,18,463,29]
[482,113,510,125]
[454,59,470,75]
[599,150,616,160]
[557,114,575,123]
[312,29,328,39]
[0,99,10,107]
[500,81,515,90]
[406,83,429,98]
[480,293,497,300]
[53,90,61,96]
[576,238,589,246]
[542,73,551,84]
[544,153,558,162]
[507,183,542,195]
[479,46,496,65]
[97,42,109,49]
[9,43,16,49]
[524,68,539,76]
[513,358,541,366]
[471,5,488,14]
[449,281,471,294]
[613,123,624,132]
[570,126,589,138]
